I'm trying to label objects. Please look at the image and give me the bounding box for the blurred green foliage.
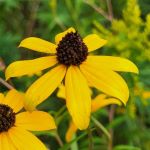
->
[0,0,150,150]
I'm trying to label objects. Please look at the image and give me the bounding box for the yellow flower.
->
[5,27,138,130]
[0,89,56,150]
[65,94,121,142]
[142,91,150,100]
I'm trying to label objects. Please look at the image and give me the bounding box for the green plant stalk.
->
[0,77,14,90]
[70,134,78,150]
[55,105,66,118]
[87,127,94,150]
[91,116,111,140]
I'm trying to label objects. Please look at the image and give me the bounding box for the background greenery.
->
[0,0,150,150]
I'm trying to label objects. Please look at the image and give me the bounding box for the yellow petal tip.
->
[18,38,27,48]
[5,76,9,81]
[18,43,21,48]
[128,60,139,74]
[5,67,11,81]
[135,67,139,74]
[122,100,127,106]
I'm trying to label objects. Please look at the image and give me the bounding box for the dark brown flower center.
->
[0,104,16,133]
[56,31,88,66]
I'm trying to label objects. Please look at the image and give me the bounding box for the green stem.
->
[55,131,64,147]
[55,105,66,118]
[56,111,68,125]
[70,134,78,150]
[87,127,94,150]
[91,116,111,140]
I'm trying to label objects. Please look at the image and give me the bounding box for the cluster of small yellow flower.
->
[0,27,138,149]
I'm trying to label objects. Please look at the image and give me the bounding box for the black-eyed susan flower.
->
[5,27,138,130]
[0,89,56,150]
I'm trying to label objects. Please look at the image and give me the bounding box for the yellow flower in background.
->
[134,86,150,105]
[140,91,150,106]
[0,89,56,150]
[6,27,138,130]
[142,91,150,100]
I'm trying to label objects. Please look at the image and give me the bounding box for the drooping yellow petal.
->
[16,111,56,131]
[25,65,66,111]
[66,121,78,142]
[0,93,4,103]
[0,132,16,150]
[65,66,91,130]
[80,63,129,105]
[57,84,66,99]
[3,89,24,113]
[55,27,75,44]
[91,94,122,112]
[83,34,107,52]
[8,127,47,150]
[85,56,139,73]
[5,56,57,80]
[19,37,57,53]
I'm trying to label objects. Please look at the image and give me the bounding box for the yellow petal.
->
[57,84,66,99]
[83,34,107,52]
[66,121,78,142]
[86,56,139,73]
[19,37,57,53]
[91,94,122,112]
[0,132,16,150]
[0,93,4,103]
[55,27,75,44]
[80,63,129,105]
[5,56,57,80]
[65,66,91,130]
[25,65,66,111]
[57,84,93,100]
[3,89,24,113]
[16,111,56,131]
[8,127,47,150]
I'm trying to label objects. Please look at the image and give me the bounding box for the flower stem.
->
[106,0,113,20]
[108,105,115,150]
[83,0,111,21]
[55,131,64,147]
[87,127,94,150]
[0,77,14,90]
[91,116,111,140]
[55,105,66,118]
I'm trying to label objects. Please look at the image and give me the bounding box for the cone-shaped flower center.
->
[56,32,88,66]
[0,104,16,133]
